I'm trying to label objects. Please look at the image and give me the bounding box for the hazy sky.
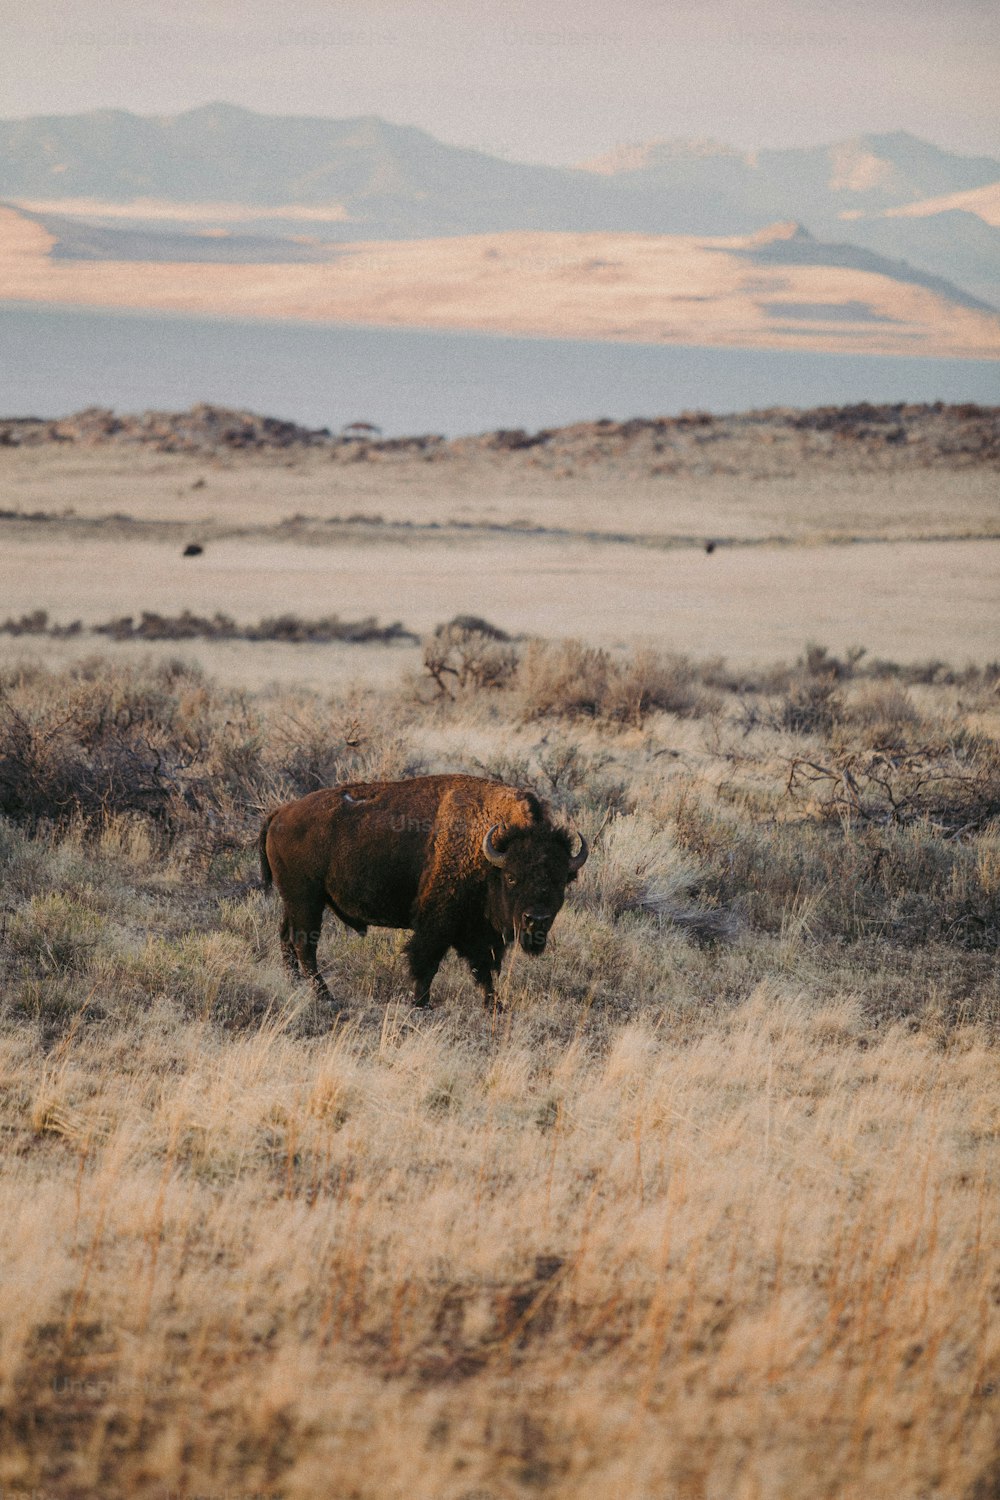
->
[2,0,998,163]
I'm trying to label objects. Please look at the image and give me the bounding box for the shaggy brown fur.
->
[260,774,586,1009]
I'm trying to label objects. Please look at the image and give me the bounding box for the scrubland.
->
[1,632,999,1499]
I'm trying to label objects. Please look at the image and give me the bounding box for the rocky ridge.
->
[1,401,998,472]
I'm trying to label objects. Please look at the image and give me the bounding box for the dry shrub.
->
[800,641,866,680]
[786,735,1000,837]
[694,654,756,693]
[519,638,611,718]
[601,645,709,723]
[1,608,82,638]
[422,619,519,697]
[534,738,630,820]
[841,679,925,745]
[575,811,736,942]
[0,677,202,828]
[0,662,430,870]
[444,614,512,641]
[773,673,844,735]
[93,610,418,644]
[264,706,366,798]
[579,812,698,919]
[3,609,416,644]
[246,613,415,645]
[751,644,868,726]
[868,656,1000,690]
[265,702,422,802]
[520,639,708,724]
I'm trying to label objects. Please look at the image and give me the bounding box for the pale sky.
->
[1,0,998,163]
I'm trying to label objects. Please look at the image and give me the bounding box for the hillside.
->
[3,109,996,230]
[3,398,999,471]
[1,207,997,358]
[1,107,998,308]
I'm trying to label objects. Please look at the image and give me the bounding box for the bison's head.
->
[482,822,588,953]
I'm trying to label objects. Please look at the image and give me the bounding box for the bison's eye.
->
[505,873,517,887]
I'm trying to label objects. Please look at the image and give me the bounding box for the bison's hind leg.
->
[280,898,336,1006]
[279,912,299,978]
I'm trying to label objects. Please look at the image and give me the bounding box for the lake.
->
[1,302,997,436]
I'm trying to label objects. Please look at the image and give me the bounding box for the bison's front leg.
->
[459,934,507,1011]
[404,927,449,1007]
[472,963,499,1011]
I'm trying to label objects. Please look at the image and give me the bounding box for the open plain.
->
[0,402,999,1498]
[2,401,999,681]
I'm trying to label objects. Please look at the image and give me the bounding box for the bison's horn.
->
[568,832,589,872]
[482,824,508,867]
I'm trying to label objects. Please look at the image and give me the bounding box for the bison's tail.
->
[258,814,275,891]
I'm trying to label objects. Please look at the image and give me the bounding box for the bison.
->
[259,773,588,1009]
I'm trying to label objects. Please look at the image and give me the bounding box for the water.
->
[1,302,997,437]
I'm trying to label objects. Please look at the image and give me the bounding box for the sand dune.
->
[1,205,996,357]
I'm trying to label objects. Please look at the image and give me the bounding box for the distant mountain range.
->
[1,104,999,316]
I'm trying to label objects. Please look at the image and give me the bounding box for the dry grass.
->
[1,651,998,1498]
[3,992,998,1500]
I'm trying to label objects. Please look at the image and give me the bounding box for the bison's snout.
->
[520,911,554,953]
